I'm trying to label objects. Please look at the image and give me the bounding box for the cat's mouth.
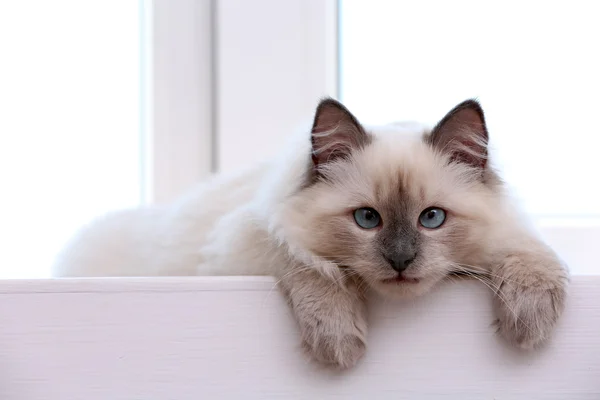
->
[381,275,420,284]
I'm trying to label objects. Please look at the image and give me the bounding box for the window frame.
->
[148,0,338,199]
[145,0,215,204]
[213,0,338,173]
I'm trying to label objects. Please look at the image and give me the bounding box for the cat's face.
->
[281,99,501,298]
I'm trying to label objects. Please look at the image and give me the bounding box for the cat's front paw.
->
[282,268,368,369]
[493,254,568,349]
[301,324,366,369]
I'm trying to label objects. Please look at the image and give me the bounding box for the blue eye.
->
[419,207,446,229]
[353,207,381,229]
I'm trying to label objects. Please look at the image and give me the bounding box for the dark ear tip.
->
[457,98,482,108]
[316,97,345,111]
[312,97,358,131]
[452,98,486,119]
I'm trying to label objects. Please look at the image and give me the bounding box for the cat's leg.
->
[278,266,368,369]
[488,238,568,349]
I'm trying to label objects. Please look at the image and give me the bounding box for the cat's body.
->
[54,121,426,279]
[53,99,568,369]
[55,162,273,277]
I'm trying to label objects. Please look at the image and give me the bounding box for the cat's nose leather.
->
[384,252,415,273]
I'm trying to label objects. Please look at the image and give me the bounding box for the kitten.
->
[53,98,569,369]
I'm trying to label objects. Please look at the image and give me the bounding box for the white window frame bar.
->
[214,0,338,173]
[146,0,338,201]
[145,0,215,205]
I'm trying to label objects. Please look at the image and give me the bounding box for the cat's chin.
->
[371,276,438,299]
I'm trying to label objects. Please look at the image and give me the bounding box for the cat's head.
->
[279,98,505,298]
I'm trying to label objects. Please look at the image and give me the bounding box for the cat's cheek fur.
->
[491,249,568,349]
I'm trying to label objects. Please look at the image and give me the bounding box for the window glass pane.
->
[0,1,145,278]
[340,0,600,219]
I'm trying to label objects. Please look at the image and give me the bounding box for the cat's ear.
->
[428,99,489,169]
[311,98,370,168]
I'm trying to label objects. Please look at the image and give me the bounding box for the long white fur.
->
[53,124,423,278]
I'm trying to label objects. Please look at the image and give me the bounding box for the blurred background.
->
[0,0,598,278]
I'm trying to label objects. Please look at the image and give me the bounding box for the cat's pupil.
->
[365,211,374,220]
[427,210,435,219]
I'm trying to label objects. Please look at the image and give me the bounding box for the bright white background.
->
[0,1,144,278]
[0,0,597,278]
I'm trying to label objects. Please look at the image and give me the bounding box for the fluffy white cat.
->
[53,98,568,369]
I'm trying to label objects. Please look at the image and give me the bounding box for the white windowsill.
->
[1,276,599,399]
